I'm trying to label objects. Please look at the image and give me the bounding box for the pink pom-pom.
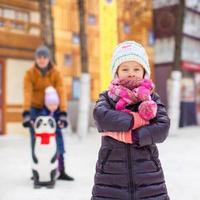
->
[135,86,151,101]
[138,100,157,120]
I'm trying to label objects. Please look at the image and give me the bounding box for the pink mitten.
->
[129,112,149,129]
[102,131,133,144]
[138,100,157,120]
[101,111,150,144]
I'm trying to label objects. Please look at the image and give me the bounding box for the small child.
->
[91,41,170,200]
[41,86,74,181]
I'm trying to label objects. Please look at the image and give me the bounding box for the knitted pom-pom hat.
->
[45,86,59,106]
[111,41,150,78]
[35,45,50,58]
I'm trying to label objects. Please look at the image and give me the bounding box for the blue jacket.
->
[40,107,60,122]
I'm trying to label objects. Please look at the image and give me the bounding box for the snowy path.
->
[0,127,200,200]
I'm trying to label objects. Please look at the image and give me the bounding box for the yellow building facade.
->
[52,0,154,101]
[52,0,101,101]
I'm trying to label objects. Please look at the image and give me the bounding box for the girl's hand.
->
[57,120,67,129]
[102,131,133,144]
[57,111,68,128]
[22,111,35,128]
[129,112,149,130]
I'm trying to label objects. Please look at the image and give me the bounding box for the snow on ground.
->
[158,127,200,200]
[0,127,200,200]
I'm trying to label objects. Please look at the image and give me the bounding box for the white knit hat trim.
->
[112,41,143,55]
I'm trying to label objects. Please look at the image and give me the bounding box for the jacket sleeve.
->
[54,69,67,112]
[93,92,134,132]
[23,70,33,111]
[133,93,170,147]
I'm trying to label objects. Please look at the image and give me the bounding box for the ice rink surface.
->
[0,127,199,200]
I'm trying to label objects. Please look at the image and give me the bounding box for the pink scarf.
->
[108,77,154,110]
[103,77,156,144]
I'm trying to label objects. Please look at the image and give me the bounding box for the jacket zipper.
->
[127,144,135,200]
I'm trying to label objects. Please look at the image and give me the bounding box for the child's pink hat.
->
[45,86,60,106]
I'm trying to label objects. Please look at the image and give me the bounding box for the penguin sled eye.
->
[36,119,43,129]
[48,118,55,128]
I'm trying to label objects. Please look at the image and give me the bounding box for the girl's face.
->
[117,61,144,80]
[36,56,49,69]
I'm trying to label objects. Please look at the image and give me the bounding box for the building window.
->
[0,8,2,17]
[16,11,29,22]
[64,54,72,66]
[123,23,130,34]
[106,0,113,4]
[12,23,24,30]
[3,9,15,19]
[148,29,154,46]
[72,33,80,44]
[0,6,32,33]
[50,0,56,5]
[88,14,96,25]
[0,21,4,27]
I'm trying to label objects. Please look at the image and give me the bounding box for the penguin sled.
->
[31,116,58,189]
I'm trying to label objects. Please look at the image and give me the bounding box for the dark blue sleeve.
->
[93,92,134,132]
[133,93,170,147]
[39,109,60,123]
[54,110,61,122]
[39,108,49,116]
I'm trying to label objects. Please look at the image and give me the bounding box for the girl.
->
[91,41,170,200]
[22,45,74,181]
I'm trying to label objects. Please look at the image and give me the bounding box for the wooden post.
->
[168,0,185,133]
[173,0,185,72]
[39,0,56,63]
[77,0,90,137]
[77,0,88,73]
[0,60,5,135]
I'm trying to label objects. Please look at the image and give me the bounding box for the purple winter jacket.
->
[91,91,170,200]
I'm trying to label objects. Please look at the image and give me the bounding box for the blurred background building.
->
[52,0,153,100]
[153,0,200,127]
[0,0,153,135]
[0,0,41,135]
[0,0,200,135]
[153,0,200,105]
